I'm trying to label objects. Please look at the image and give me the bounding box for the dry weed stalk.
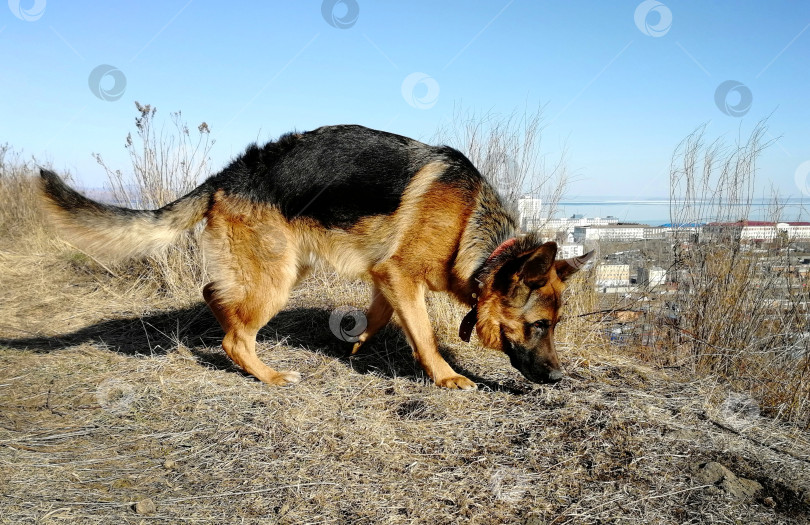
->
[92,102,215,298]
[0,144,52,248]
[434,105,568,224]
[666,121,809,426]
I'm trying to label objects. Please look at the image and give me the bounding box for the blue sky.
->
[2,1,809,205]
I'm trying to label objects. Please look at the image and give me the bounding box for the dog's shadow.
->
[0,304,525,393]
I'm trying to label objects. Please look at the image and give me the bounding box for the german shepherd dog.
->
[39,125,593,389]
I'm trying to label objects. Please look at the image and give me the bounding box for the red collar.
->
[459,237,518,342]
[484,237,518,267]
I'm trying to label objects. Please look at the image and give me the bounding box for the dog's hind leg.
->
[203,277,301,386]
[351,285,394,355]
[203,202,301,386]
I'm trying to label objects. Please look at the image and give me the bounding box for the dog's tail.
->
[39,169,212,260]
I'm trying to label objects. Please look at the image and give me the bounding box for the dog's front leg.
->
[371,264,477,390]
[351,285,394,355]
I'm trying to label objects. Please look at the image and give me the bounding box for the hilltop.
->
[1,242,808,524]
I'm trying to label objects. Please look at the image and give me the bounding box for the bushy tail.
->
[38,169,212,260]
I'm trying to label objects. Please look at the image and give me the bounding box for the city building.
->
[517,195,543,231]
[557,243,584,260]
[539,215,619,237]
[660,223,704,242]
[595,264,630,287]
[637,266,667,287]
[643,227,667,240]
[573,224,648,242]
[703,221,810,242]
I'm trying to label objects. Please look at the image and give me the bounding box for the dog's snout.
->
[546,369,564,383]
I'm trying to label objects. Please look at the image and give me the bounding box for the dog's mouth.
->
[502,339,564,384]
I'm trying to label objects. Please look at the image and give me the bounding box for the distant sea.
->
[85,187,810,227]
[553,197,810,226]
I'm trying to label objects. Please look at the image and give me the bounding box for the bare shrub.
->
[94,102,213,209]
[664,121,809,426]
[93,102,215,298]
[433,105,568,229]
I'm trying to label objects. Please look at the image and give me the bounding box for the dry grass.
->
[2,245,809,524]
[434,105,568,223]
[93,102,214,299]
[664,122,810,426]
[1,119,809,522]
[0,144,53,252]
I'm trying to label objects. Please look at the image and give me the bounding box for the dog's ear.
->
[554,250,595,281]
[517,241,558,288]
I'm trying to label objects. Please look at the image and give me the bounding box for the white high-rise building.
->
[517,195,543,231]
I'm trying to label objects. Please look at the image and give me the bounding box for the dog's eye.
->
[532,319,551,330]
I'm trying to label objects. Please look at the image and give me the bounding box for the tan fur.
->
[478,265,566,370]
[38,180,209,260]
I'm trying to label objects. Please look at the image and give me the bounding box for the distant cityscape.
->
[518,195,810,229]
[517,195,810,292]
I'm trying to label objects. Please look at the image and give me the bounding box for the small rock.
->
[692,462,763,502]
[762,496,776,508]
[163,459,177,470]
[720,475,763,502]
[693,461,730,485]
[134,498,156,515]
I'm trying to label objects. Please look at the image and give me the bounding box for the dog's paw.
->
[267,370,301,386]
[436,375,478,390]
[350,340,364,355]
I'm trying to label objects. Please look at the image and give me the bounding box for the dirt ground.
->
[1,251,809,524]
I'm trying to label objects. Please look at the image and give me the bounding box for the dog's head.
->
[475,241,593,384]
